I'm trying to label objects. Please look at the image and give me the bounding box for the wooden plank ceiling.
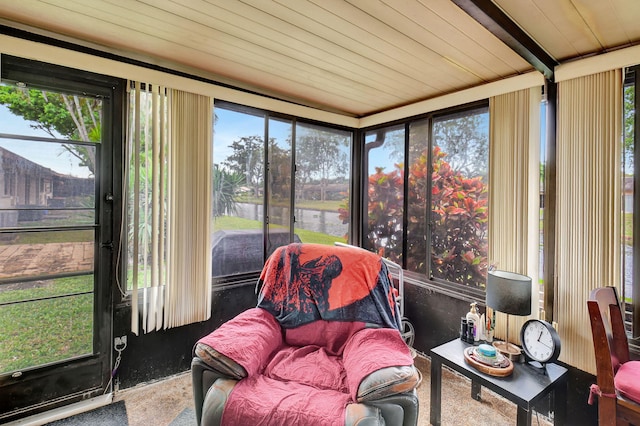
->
[0,0,639,117]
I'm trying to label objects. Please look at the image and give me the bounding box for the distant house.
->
[0,146,92,226]
[625,175,634,213]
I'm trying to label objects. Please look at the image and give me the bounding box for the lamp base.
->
[493,341,521,361]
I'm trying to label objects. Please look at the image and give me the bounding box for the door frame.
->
[0,54,124,422]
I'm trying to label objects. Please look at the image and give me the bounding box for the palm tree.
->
[213,165,244,217]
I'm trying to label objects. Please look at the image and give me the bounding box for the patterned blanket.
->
[256,243,402,330]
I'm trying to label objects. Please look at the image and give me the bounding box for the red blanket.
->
[197,310,413,426]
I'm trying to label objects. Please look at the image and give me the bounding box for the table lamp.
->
[486,269,532,359]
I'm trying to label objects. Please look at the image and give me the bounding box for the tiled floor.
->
[114,372,194,426]
[116,353,553,426]
[413,355,552,426]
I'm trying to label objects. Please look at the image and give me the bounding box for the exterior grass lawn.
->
[0,275,93,374]
[214,216,346,245]
[8,230,93,245]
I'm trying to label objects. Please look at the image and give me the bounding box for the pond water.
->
[235,203,347,237]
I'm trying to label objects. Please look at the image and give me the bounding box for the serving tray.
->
[463,346,514,377]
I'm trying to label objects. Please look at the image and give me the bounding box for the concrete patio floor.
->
[0,242,93,280]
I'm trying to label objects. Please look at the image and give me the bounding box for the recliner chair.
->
[192,243,420,425]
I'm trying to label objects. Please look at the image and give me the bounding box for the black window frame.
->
[626,66,640,344]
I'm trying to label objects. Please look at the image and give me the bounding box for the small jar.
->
[460,318,468,342]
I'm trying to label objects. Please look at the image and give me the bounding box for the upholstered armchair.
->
[192,243,420,425]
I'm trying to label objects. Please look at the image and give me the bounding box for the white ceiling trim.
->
[0,34,359,128]
[555,44,640,82]
[358,71,545,128]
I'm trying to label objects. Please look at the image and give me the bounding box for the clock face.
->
[521,320,560,363]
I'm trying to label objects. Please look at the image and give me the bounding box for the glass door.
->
[0,55,119,421]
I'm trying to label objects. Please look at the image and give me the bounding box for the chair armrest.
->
[191,357,236,426]
[343,327,417,401]
[356,365,421,402]
[194,343,247,380]
[194,307,283,377]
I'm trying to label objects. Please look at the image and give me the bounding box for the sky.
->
[213,107,263,164]
[0,104,92,178]
[213,107,340,164]
[0,101,549,181]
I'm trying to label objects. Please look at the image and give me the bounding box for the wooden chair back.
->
[588,287,640,425]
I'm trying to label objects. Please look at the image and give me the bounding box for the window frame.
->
[213,98,499,300]
[626,66,640,342]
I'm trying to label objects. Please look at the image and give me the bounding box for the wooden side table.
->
[430,338,568,426]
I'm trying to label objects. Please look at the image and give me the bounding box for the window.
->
[430,108,489,287]
[363,104,489,290]
[267,117,293,256]
[126,83,213,333]
[294,122,351,244]
[212,106,265,277]
[363,125,405,263]
[212,103,353,278]
[0,82,100,371]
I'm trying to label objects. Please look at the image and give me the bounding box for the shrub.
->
[339,147,488,287]
[429,147,488,286]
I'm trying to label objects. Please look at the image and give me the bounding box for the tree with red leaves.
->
[429,146,488,287]
[339,146,488,288]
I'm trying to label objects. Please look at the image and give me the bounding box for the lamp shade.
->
[486,270,532,316]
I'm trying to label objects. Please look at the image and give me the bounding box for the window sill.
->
[397,270,486,305]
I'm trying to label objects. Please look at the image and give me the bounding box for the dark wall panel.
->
[113,283,257,389]
[404,283,470,353]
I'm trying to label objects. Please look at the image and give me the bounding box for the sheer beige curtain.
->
[127,82,213,335]
[488,87,541,344]
[555,70,622,373]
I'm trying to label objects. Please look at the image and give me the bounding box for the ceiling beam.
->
[452,0,558,81]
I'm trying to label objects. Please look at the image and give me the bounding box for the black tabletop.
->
[431,338,568,406]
